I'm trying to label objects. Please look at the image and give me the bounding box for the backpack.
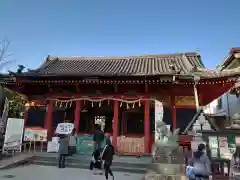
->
[186,165,195,179]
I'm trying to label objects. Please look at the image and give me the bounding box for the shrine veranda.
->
[1,52,240,155]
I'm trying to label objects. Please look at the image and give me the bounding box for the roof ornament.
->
[46,55,50,61]
[8,64,25,76]
[17,65,25,74]
[195,48,199,56]
[169,60,182,82]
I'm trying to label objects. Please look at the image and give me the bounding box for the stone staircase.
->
[30,152,150,174]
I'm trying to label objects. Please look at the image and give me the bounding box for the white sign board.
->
[47,141,59,153]
[3,118,24,152]
[56,123,74,134]
[155,100,164,142]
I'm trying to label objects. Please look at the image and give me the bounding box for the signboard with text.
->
[175,96,195,106]
[56,123,74,134]
[24,127,48,142]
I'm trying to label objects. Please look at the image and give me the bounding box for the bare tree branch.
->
[0,37,14,72]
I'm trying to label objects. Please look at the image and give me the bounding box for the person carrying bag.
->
[188,143,211,180]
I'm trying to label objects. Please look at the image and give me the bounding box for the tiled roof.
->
[29,52,203,76]
[25,52,240,79]
[192,67,240,78]
[220,48,240,69]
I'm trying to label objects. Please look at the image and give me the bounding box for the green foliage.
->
[8,92,25,118]
[1,87,26,118]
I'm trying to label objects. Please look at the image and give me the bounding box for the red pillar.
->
[44,100,53,139]
[74,100,81,133]
[112,100,119,149]
[171,95,177,130]
[144,100,150,154]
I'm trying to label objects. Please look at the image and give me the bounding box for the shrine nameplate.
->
[175,96,195,106]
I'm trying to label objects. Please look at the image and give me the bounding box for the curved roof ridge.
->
[48,52,198,61]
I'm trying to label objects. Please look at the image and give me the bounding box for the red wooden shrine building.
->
[2,52,240,154]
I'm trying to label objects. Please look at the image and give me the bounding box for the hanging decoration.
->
[54,100,73,108]
[65,101,68,108]
[50,96,154,109]
[69,101,72,108]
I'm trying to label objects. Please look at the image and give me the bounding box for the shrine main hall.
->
[2,52,240,154]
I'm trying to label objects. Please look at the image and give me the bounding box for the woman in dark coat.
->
[93,124,104,152]
[68,128,77,156]
[102,137,115,180]
[58,134,69,168]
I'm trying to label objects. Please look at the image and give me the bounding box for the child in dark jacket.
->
[102,138,115,180]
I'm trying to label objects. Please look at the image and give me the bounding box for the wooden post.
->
[193,83,200,110]
[144,100,150,153]
[24,108,29,127]
[112,100,119,149]
[44,100,53,139]
[171,94,177,131]
[193,76,200,110]
[74,100,81,133]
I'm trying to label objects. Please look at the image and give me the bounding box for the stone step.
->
[33,155,149,168]
[31,159,147,174]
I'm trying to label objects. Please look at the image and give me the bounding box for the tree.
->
[0,37,12,71]
[0,37,25,118]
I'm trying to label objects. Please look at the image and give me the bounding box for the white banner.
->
[3,118,24,152]
[0,97,9,134]
[155,100,164,142]
[56,123,74,134]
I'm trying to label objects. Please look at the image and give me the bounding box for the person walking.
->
[101,137,115,180]
[93,124,104,152]
[189,143,211,180]
[58,134,70,168]
[230,146,240,179]
[185,146,193,166]
[68,128,77,156]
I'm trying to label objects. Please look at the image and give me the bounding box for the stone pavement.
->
[0,165,144,180]
[35,152,151,164]
[0,153,34,169]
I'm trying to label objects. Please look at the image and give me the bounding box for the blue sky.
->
[0,0,240,71]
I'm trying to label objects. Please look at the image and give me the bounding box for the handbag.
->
[186,165,195,179]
